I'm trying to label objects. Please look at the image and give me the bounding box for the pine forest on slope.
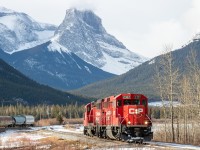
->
[0,58,90,105]
[70,37,200,100]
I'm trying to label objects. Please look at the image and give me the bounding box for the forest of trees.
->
[0,103,85,121]
[153,46,200,145]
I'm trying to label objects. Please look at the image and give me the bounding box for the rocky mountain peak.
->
[55,8,105,35]
[54,8,147,75]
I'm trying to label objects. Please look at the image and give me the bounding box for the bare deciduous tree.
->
[154,45,179,142]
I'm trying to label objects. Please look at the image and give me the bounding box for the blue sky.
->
[0,0,200,58]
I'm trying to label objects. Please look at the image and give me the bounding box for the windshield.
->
[124,99,140,105]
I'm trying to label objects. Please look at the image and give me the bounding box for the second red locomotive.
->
[83,93,153,142]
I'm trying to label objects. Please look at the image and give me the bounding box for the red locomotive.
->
[83,93,153,142]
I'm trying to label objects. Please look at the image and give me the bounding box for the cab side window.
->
[112,101,115,108]
[142,100,147,106]
[117,100,122,107]
[87,105,91,112]
[97,103,101,109]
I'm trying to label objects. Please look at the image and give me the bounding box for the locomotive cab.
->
[120,99,151,126]
[115,94,153,142]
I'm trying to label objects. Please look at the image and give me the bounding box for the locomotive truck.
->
[83,93,153,143]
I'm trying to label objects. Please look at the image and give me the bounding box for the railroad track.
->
[37,128,152,149]
[38,128,200,150]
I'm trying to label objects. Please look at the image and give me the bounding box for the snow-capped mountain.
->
[0,7,56,53]
[2,41,114,90]
[54,8,147,75]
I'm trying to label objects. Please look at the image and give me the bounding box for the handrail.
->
[120,114,128,124]
[145,114,152,123]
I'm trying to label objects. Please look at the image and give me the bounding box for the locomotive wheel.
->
[102,129,107,138]
[139,139,143,144]
[120,133,129,142]
[83,127,87,135]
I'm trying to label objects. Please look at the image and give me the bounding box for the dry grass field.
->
[35,118,83,126]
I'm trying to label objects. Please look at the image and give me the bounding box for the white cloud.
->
[144,20,186,57]
[0,0,199,58]
[182,0,200,35]
[69,0,97,11]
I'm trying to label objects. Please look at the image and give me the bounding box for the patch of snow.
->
[45,125,83,134]
[25,58,39,68]
[55,72,66,80]
[148,141,200,150]
[97,41,147,74]
[68,55,82,69]
[149,101,180,107]
[98,41,130,56]
[13,39,49,53]
[76,63,82,70]
[35,30,54,40]
[101,51,135,75]
[148,59,155,65]
[50,34,60,42]
[0,15,17,30]
[65,22,73,30]
[0,125,83,149]
[98,41,147,62]
[48,41,70,54]
[44,70,54,76]
[84,66,91,73]
[0,129,47,149]
[55,58,67,65]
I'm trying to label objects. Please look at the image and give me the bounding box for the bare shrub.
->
[153,121,200,145]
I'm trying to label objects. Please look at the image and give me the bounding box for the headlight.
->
[128,121,131,125]
[144,121,148,125]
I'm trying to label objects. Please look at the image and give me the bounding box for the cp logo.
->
[129,108,143,114]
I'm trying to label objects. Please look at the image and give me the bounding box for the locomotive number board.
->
[123,95,141,99]
[134,95,141,99]
[123,96,131,99]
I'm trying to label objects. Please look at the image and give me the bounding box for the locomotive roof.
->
[115,93,147,99]
[85,93,148,106]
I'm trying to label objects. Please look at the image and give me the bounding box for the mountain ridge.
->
[1,41,115,90]
[0,6,56,53]
[70,37,200,99]
[0,57,90,105]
